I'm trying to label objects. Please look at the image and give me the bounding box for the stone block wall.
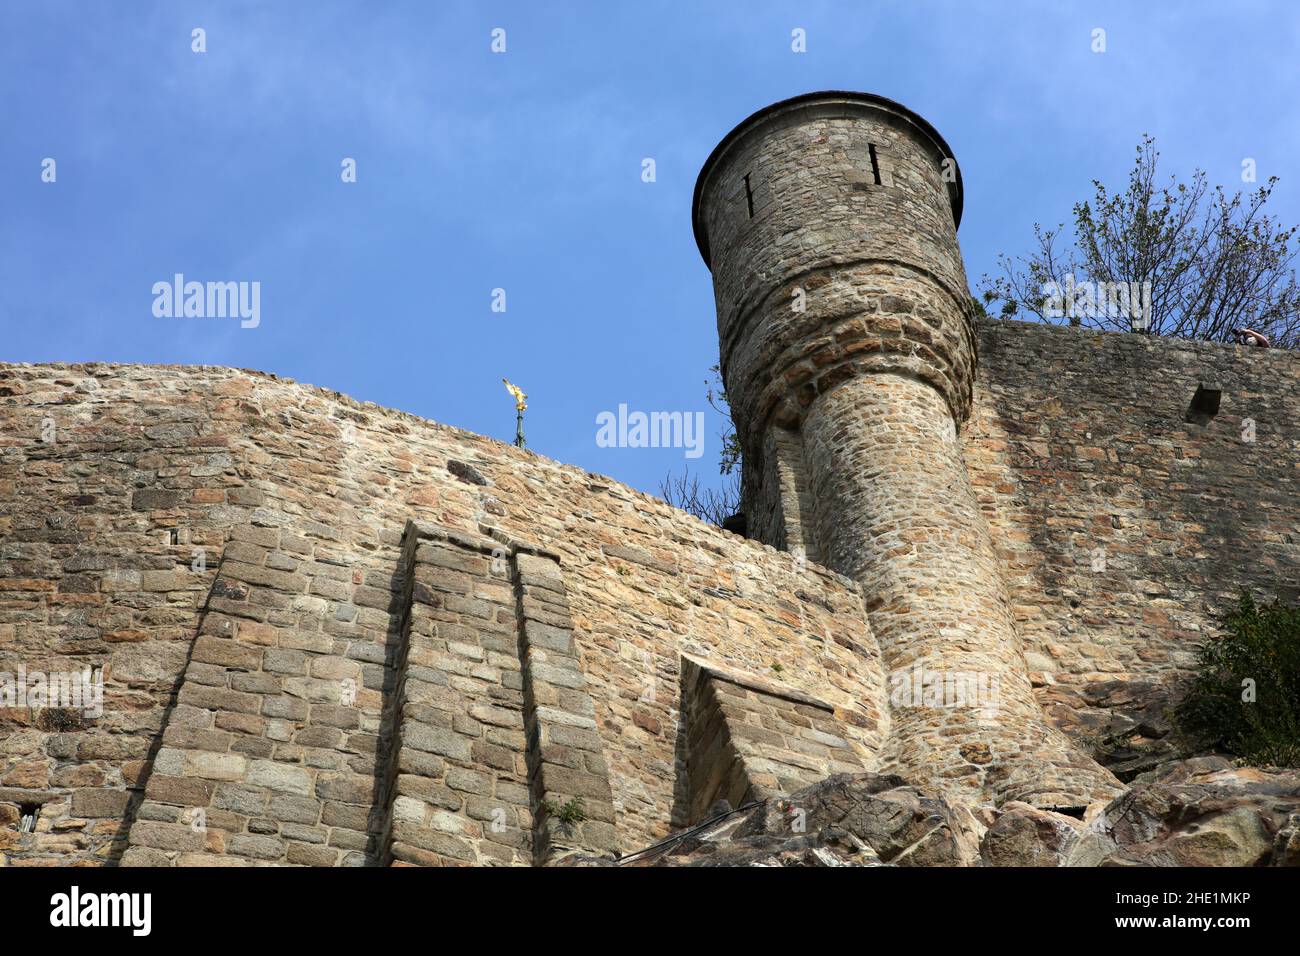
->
[382,523,532,867]
[0,368,251,865]
[694,93,974,468]
[743,424,820,563]
[693,93,1116,810]
[2,362,886,864]
[3,319,1296,865]
[513,550,619,863]
[680,655,865,823]
[120,513,399,867]
[964,320,1300,720]
[801,373,1120,808]
[379,522,620,866]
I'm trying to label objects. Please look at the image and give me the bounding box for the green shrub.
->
[1174,593,1300,768]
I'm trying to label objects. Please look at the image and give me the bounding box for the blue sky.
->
[4,1,1298,498]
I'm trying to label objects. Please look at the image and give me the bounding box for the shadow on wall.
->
[973,321,1300,676]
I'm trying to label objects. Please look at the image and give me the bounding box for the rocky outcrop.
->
[1042,679,1185,781]
[1067,757,1300,867]
[592,760,1300,867]
[613,772,982,867]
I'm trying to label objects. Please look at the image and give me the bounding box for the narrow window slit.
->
[868,144,882,186]
[743,173,754,218]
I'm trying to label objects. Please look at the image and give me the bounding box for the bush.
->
[1174,593,1300,768]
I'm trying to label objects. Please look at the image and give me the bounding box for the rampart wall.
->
[0,362,884,865]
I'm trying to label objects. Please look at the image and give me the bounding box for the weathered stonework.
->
[2,91,1298,866]
[963,319,1300,762]
[680,655,866,823]
[381,523,534,867]
[0,360,885,866]
[513,547,620,864]
[694,91,1119,808]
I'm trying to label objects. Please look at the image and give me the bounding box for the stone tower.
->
[693,91,1120,809]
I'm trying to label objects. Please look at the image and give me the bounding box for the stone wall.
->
[0,368,252,865]
[4,316,1295,865]
[0,361,886,865]
[695,94,975,488]
[679,654,866,823]
[119,509,402,867]
[377,523,622,867]
[802,374,1119,808]
[376,523,534,868]
[965,319,1300,731]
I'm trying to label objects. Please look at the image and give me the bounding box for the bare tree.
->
[657,365,744,526]
[658,468,741,527]
[980,135,1300,349]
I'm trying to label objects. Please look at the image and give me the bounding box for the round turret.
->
[693,91,977,455]
[692,92,1121,809]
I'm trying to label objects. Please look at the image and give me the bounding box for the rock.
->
[1156,806,1273,867]
[108,641,190,686]
[1065,759,1300,866]
[625,772,981,867]
[624,762,1300,868]
[1042,679,1184,781]
[130,488,181,510]
[981,801,1082,866]
[446,460,488,486]
[71,788,132,819]
[1129,754,1233,784]
[1272,813,1300,866]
